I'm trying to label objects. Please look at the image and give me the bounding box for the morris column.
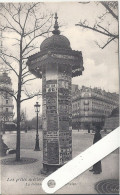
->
[27,13,84,173]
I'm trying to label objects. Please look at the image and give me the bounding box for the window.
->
[84,106,89,111]
[5,92,8,99]
[6,108,8,112]
[6,99,8,104]
[85,111,88,116]
[84,100,89,105]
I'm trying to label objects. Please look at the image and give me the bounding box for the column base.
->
[41,164,62,175]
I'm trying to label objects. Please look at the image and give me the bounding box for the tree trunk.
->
[16,97,21,161]
[16,37,22,161]
[16,79,22,161]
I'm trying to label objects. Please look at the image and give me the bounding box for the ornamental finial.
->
[52,13,60,35]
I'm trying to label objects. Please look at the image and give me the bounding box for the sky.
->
[0,2,119,120]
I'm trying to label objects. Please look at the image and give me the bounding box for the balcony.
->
[0,111,14,116]
[0,104,14,108]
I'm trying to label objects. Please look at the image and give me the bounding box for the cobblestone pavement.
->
[0,130,119,194]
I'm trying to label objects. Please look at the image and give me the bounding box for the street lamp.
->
[34,102,40,151]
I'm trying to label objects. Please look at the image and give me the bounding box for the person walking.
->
[89,127,102,174]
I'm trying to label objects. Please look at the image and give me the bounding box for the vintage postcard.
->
[0,1,119,194]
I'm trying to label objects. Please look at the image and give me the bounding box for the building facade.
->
[0,72,14,132]
[104,107,119,130]
[72,85,119,130]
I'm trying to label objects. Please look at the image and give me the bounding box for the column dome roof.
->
[40,13,71,51]
[40,34,71,51]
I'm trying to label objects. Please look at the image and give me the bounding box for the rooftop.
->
[40,13,71,51]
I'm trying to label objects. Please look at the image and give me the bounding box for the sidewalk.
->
[0,130,119,194]
[1,148,119,194]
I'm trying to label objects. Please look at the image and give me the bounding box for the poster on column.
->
[0,1,119,195]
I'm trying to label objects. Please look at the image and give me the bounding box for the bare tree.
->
[76,1,118,49]
[0,3,53,160]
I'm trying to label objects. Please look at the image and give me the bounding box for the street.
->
[1,130,119,194]
[3,130,93,157]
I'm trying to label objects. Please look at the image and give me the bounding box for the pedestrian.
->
[89,126,102,174]
[0,134,9,156]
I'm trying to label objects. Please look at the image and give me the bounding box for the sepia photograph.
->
[0,1,119,194]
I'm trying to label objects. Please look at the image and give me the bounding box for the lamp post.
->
[34,102,40,151]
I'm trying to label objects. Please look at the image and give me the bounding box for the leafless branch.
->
[22,64,28,71]
[0,13,21,35]
[24,15,52,37]
[2,4,23,30]
[23,3,40,31]
[1,35,20,42]
[0,87,17,101]
[22,73,31,79]
[20,92,42,103]
[21,88,42,102]
[76,1,118,49]
[22,70,30,76]
[101,2,118,20]
[0,56,18,77]
[95,37,116,49]
[98,10,109,21]
[22,46,39,57]
[76,22,118,39]
[22,30,50,54]
[97,24,111,35]
[22,77,37,85]
[1,52,19,63]
[14,89,24,95]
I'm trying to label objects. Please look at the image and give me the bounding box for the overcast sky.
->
[1,2,119,120]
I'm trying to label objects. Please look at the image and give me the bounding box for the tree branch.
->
[22,30,50,54]
[97,24,112,35]
[21,92,42,103]
[23,3,40,31]
[76,1,118,49]
[0,56,19,77]
[1,34,20,42]
[3,4,23,30]
[24,15,52,37]
[22,46,39,57]
[22,73,31,79]
[22,77,37,85]
[0,13,21,35]
[95,37,116,49]
[1,52,19,63]
[22,70,30,76]
[75,23,118,39]
[101,2,118,20]
[0,87,17,101]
